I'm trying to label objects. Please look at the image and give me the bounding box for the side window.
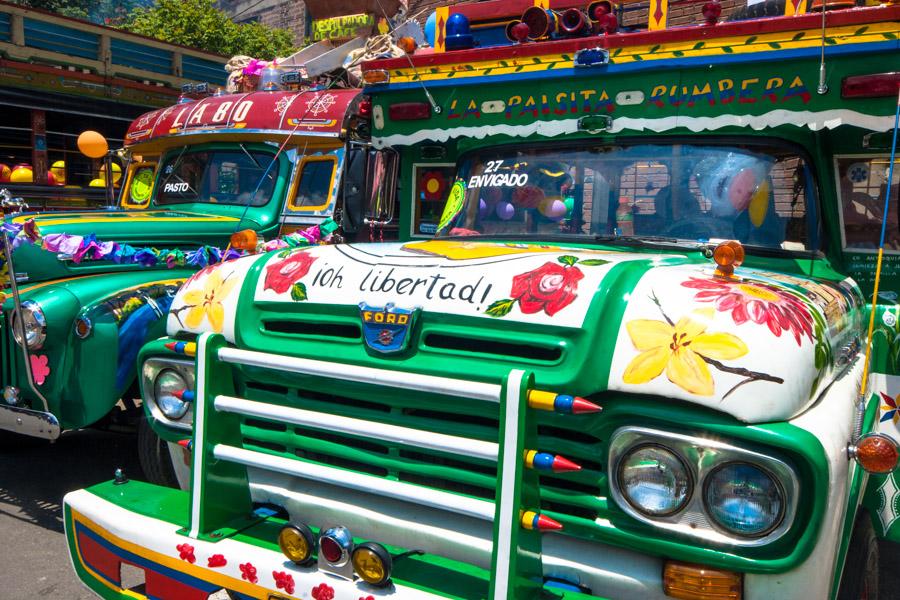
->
[837,156,900,251]
[121,162,156,209]
[290,158,336,210]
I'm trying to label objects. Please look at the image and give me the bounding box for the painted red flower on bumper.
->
[264,251,317,294]
[273,571,295,595]
[511,262,584,316]
[681,276,813,344]
[312,583,335,600]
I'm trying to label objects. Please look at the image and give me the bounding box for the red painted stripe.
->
[78,530,122,586]
[145,570,209,600]
[365,5,900,71]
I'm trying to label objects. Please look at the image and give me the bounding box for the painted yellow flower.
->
[182,270,237,332]
[623,308,748,396]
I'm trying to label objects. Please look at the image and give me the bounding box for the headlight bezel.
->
[608,426,799,547]
[616,442,693,517]
[11,300,47,349]
[141,357,196,430]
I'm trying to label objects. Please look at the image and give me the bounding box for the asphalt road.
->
[1,428,899,600]
[0,429,141,599]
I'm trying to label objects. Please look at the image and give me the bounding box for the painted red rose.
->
[176,543,195,564]
[264,251,317,294]
[510,262,584,316]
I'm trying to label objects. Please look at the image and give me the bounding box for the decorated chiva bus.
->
[0,81,392,469]
[66,0,900,598]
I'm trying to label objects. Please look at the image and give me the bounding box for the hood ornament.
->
[359,303,420,355]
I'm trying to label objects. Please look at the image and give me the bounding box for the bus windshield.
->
[155,147,277,207]
[438,142,814,251]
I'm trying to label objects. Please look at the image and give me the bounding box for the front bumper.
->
[65,483,609,600]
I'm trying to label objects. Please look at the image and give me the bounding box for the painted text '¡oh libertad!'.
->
[444,75,811,120]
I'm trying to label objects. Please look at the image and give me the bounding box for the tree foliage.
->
[120,0,296,59]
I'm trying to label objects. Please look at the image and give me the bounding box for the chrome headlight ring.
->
[11,300,47,349]
[141,357,196,430]
[608,426,799,547]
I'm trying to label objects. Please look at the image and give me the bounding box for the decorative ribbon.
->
[0,218,339,287]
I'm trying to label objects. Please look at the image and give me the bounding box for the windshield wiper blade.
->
[593,234,689,245]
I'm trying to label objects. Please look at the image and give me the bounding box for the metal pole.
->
[1,231,50,413]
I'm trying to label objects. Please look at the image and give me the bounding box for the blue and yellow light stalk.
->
[524,449,581,472]
[520,510,563,532]
[527,390,601,414]
[165,341,197,357]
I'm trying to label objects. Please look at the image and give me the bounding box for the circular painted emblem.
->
[847,162,869,184]
[884,311,897,328]
[130,167,154,205]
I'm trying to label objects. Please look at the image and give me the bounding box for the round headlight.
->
[704,462,784,537]
[11,300,47,349]
[154,369,190,420]
[617,444,691,516]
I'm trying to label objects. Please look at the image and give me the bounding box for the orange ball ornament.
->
[77,130,109,159]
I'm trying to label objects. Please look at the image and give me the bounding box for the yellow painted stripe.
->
[71,509,273,599]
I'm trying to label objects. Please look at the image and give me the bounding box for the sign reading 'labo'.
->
[312,13,373,41]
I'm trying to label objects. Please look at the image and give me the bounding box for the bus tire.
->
[837,512,879,600]
[137,416,179,488]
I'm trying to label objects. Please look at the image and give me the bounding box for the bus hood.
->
[167,240,864,423]
[5,210,251,284]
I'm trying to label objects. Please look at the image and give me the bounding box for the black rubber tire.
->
[727,0,787,21]
[838,512,879,600]
[137,416,180,488]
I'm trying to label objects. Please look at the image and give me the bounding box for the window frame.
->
[287,154,339,212]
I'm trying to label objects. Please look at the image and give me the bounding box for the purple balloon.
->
[496,201,515,220]
[479,198,489,218]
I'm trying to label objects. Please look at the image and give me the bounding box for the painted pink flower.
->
[29,354,50,385]
[681,276,813,345]
[511,262,584,316]
[176,543,195,564]
[207,554,226,568]
[264,251,317,294]
[273,571,295,595]
[239,562,258,583]
[312,583,335,600]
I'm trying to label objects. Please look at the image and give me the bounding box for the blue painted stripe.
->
[111,38,173,75]
[74,521,227,598]
[182,55,227,85]
[23,18,99,60]
[371,40,900,92]
[0,13,10,43]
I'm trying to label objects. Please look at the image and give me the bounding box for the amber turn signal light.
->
[278,522,315,566]
[362,69,390,85]
[229,229,258,252]
[851,433,900,474]
[712,240,745,278]
[663,561,742,600]
[351,541,392,586]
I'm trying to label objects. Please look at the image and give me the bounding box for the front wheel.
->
[838,512,879,600]
[137,416,180,488]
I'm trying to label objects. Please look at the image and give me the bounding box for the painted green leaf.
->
[561,54,571,61]
[579,259,609,266]
[612,48,622,57]
[558,255,579,266]
[814,343,827,369]
[447,71,456,78]
[632,54,643,61]
[693,41,705,49]
[277,249,291,258]
[465,64,474,70]
[673,50,684,57]
[855,26,869,36]
[499,60,509,67]
[483,68,493,75]
[721,46,734,53]
[532,57,541,63]
[514,65,524,72]
[649,44,660,53]
[883,32,898,40]
[768,42,781,49]
[430,67,438,74]
[290,283,308,302]
[486,298,515,318]
[744,36,757,44]
[824,37,837,45]
[792,32,805,41]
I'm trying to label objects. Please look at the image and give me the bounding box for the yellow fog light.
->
[351,542,392,586]
[663,561,742,600]
[278,523,315,566]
